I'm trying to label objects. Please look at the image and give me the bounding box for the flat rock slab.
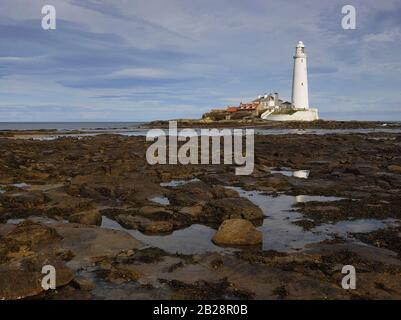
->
[0,258,74,300]
[52,223,143,269]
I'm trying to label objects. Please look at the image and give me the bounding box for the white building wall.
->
[263,109,319,121]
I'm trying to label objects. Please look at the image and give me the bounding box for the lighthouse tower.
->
[291,41,309,109]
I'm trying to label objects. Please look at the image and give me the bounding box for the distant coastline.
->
[1,119,401,132]
[1,119,401,140]
[0,122,144,131]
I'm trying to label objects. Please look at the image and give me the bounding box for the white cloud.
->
[0,56,31,62]
[108,68,173,79]
[364,29,401,42]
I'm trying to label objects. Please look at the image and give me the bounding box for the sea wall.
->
[264,109,319,121]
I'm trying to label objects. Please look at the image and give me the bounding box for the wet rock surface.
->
[0,131,401,299]
[0,221,74,299]
[203,198,264,226]
[69,209,102,226]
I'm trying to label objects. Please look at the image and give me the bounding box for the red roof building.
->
[226,106,239,113]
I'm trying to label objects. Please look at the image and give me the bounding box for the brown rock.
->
[69,209,102,226]
[387,164,401,174]
[203,197,263,225]
[138,206,173,218]
[0,255,74,300]
[116,214,174,234]
[212,219,262,246]
[0,270,43,300]
[73,277,95,291]
[0,191,47,209]
[105,266,140,284]
[169,181,214,205]
[137,218,174,234]
[212,185,240,198]
[53,223,143,266]
[258,176,291,190]
[179,205,204,219]
[3,220,62,249]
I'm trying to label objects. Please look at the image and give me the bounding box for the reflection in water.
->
[148,196,170,205]
[293,170,310,179]
[270,168,310,179]
[101,217,230,255]
[295,195,344,203]
[11,182,30,189]
[6,217,62,225]
[314,219,399,236]
[100,185,400,254]
[6,218,25,225]
[0,182,31,192]
[231,188,398,252]
[231,189,330,252]
[160,178,200,187]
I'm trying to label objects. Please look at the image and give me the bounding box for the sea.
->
[1,122,401,138]
[0,122,144,131]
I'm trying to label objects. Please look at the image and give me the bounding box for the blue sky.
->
[0,0,400,121]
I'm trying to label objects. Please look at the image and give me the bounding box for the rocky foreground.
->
[1,131,401,299]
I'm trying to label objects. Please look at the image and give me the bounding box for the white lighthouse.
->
[260,40,319,121]
[291,41,309,109]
